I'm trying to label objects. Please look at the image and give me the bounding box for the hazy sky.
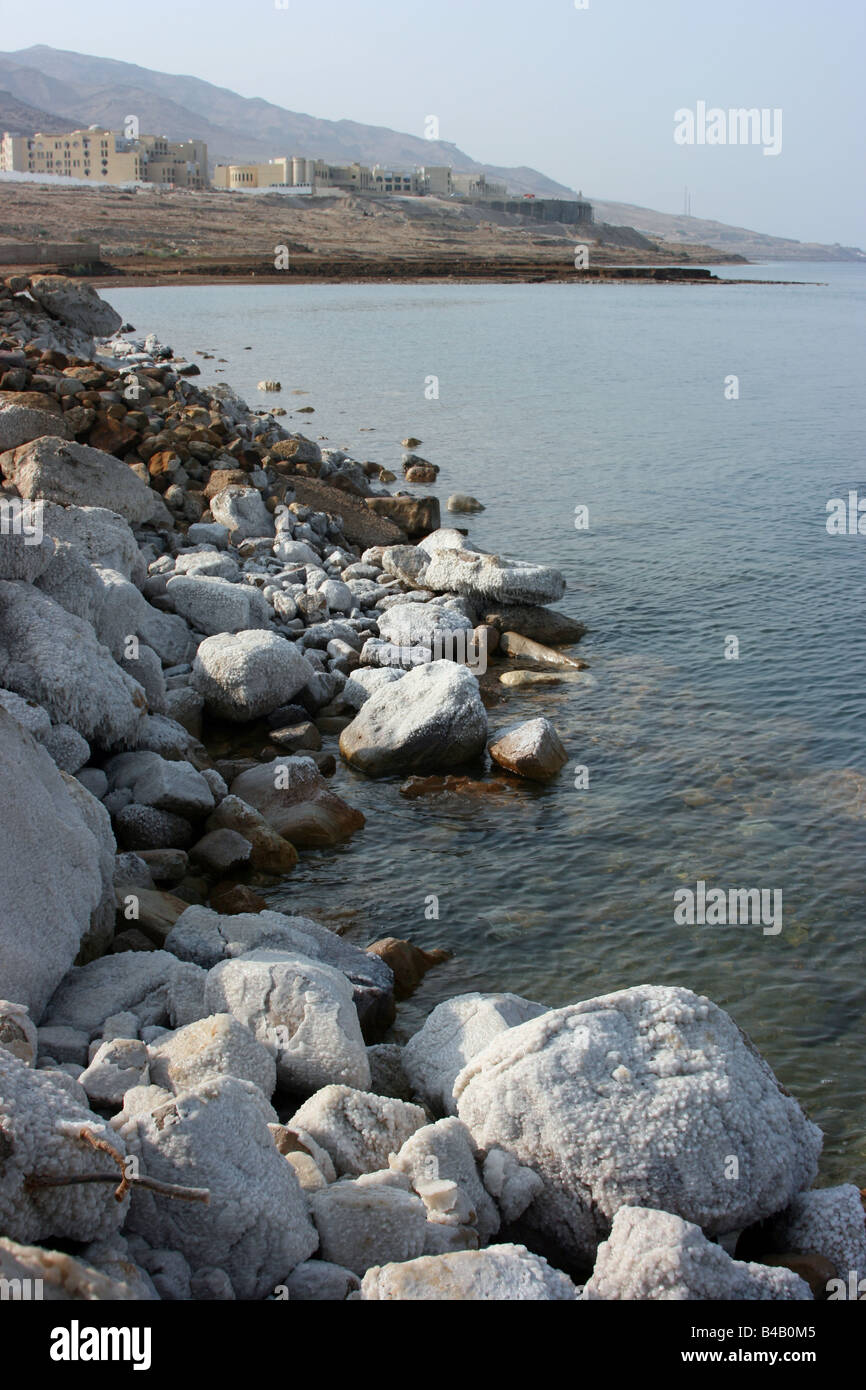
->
[3,0,864,245]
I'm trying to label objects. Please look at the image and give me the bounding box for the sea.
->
[105,264,866,1182]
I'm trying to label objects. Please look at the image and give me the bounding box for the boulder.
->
[403,992,547,1115]
[0,709,116,1020]
[340,667,405,711]
[204,949,370,1094]
[383,542,565,605]
[166,906,394,1037]
[488,717,568,781]
[0,1236,156,1301]
[204,794,299,875]
[447,494,485,513]
[192,631,314,720]
[42,950,206,1037]
[39,503,146,586]
[0,437,159,524]
[367,494,440,537]
[584,1207,812,1301]
[764,1185,866,1283]
[282,1260,360,1301]
[289,1085,426,1180]
[310,1177,428,1277]
[391,1117,500,1242]
[229,755,365,847]
[79,1038,150,1109]
[0,1050,129,1245]
[209,486,274,542]
[339,660,488,777]
[499,631,587,669]
[105,751,214,819]
[376,602,473,651]
[454,985,824,1265]
[116,1075,318,1299]
[147,1013,277,1099]
[0,397,71,451]
[365,937,449,1000]
[167,575,270,636]
[28,275,122,337]
[484,604,587,646]
[0,581,146,748]
[359,1244,578,1300]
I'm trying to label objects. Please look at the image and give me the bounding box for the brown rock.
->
[484,605,587,646]
[488,717,568,782]
[209,882,269,915]
[114,885,187,946]
[229,757,365,849]
[404,464,438,484]
[204,468,249,499]
[366,936,450,1000]
[288,475,406,548]
[499,631,588,670]
[399,774,514,799]
[366,494,440,538]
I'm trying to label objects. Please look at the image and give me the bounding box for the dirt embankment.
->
[0,183,748,285]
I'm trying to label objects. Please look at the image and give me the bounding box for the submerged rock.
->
[488,716,568,781]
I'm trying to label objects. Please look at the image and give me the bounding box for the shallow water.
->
[107,266,866,1181]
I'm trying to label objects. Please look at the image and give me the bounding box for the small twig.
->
[25,1172,210,1204]
[26,1126,209,1205]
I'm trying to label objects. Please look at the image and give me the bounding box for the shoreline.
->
[0,271,861,1303]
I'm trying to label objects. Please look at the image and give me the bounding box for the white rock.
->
[584,1207,812,1301]
[376,602,473,649]
[0,1000,38,1066]
[0,436,158,524]
[339,660,488,776]
[403,992,547,1115]
[391,1117,500,1240]
[360,1243,579,1301]
[289,1085,427,1176]
[0,581,146,748]
[147,1014,277,1099]
[204,949,370,1094]
[0,1050,129,1244]
[79,1038,150,1108]
[310,1178,427,1277]
[209,486,274,542]
[340,667,405,710]
[117,1075,318,1299]
[0,1235,155,1300]
[29,275,122,336]
[282,1260,361,1301]
[105,750,214,818]
[766,1185,866,1283]
[0,710,115,1021]
[167,574,270,636]
[42,951,207,1037]
[192,630,313,720]
[453,985,824,1265]
[482,1146,545,1224]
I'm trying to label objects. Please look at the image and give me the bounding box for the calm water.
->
[107,267,866,1182]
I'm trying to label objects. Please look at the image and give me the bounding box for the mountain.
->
[0,45,576,198]
[0,46,860,259]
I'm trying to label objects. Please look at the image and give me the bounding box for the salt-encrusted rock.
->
[205,950,370,1094]
[488,716,568,781]
[190,1266,235,1300]
[765,1185,866,1282]
[115,803,194,851]
[0,1236,156,1300]
[192,631,313,721]
[126,1243,191,1301]
[173,549,239,581]
[382,542,565,605]
[166,907,394,1036]
[79,1038,150,1109]
[376,603,473,650]
[310,1177,428,1277]
[0,395,71,451]
[0,1000,38,1066]
[117,1075,318,1299]
[453,985,824,1265]
[340,660,488,777]
[0,581,146,748]
[360,1243,579,1301]
[43,723,90,773]
[147,1014,277,1099]
[366,1043,414,1101]
[0,686,52,738]
[482,1146,545,1225]
[0,709,116,1020]
[42,950,206,1037]
[0,437,158,524]
[37,1025,90,1067]
[273,536,323,567]
[105,750,214,819]
[270,1122,338,1182]
[447,494,485,513]
[403,992,547,1116]
[282,1260,361,1301]
[29,274,122,336]
[40,502,146,586]
[209,486,274,542]
[167,574,270,636]
[584,1207,812,1301]
[229,755,365,847]
[190,828,252,874]
[340,667,405,711]
[391,1117,500,1241]
[0,519,55,586]
[289,1085,427,1177]
[0,1051,129,1244]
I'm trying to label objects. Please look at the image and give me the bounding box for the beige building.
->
[0,127,207,187]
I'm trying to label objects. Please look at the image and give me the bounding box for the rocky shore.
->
[0,273,862,1303]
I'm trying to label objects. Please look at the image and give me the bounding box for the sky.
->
[1,0,864,246]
